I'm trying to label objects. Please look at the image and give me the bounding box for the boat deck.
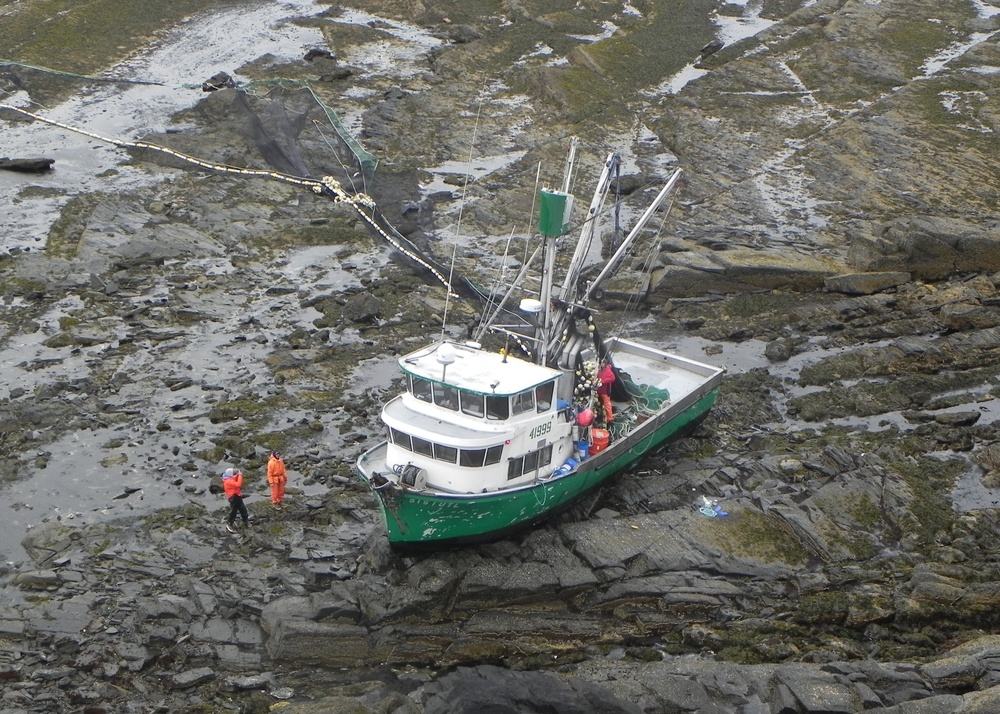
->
[609,338,724,401]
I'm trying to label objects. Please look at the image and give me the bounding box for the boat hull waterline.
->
[357,386,719,548]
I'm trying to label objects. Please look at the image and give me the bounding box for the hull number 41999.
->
[530,421,552,440]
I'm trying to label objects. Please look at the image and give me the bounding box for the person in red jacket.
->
[267,451,287,508]
[222,467,250,532]
[596,361,616,424]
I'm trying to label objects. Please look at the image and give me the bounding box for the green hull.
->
[363,387,719,549]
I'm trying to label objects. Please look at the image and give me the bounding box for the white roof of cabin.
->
[399,341,561,396]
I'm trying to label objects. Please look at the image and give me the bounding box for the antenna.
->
[441,84,486,339]
[561,137,578,194]
[440,241,459,341]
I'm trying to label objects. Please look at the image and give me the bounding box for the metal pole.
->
[584,169,682,302]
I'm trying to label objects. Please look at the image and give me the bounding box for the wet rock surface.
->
[2,0,1000,712]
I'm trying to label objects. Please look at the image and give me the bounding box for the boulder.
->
[0,157,54,172]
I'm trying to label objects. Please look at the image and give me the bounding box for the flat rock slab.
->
[560,507,785,578]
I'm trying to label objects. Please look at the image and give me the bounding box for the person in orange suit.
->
[596,361,616,424]
[267,451,288,509]
[222,467,249,532]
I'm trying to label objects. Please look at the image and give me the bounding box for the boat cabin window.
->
[433,383,459,410]
[409,377,551,421]
[460,449,486,468]
[511,389,535,416]
[412,436,434,457]
[389,428,411,450]
[410,376,432,403]
[389,428,505,468]
[460,391,485,418]
[507,444,553,480]
[486,394,509,420]
[458,445,504,467]
[434,443,458,463]
[535,381,554,412]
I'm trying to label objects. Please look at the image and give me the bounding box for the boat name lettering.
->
[529,421,553,439]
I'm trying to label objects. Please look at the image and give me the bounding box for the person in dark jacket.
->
[222,467,250,532]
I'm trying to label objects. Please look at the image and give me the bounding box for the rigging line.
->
[479,225,519,339]
[527,159,543,248]
[495,226,519,300]
[452,89,486,257]
[440,242,459,341]
[473,243,542,344]
[311,118,363,194]
[567,148,582,199]
[613,161,623,248]
[462,87,513,335]
[513,160,543,285]
[484,158,542,324]
[609,195,676,344]
[478,160,542,324]
[0,60,165,86]
[562,171,680,301]
[618,202,670,339]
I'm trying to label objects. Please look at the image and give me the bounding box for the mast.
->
[487,142,681,369]
[534,138,579,366]
[540,150,621,364]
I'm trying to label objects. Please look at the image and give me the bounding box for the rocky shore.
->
[4,260,1000,712]
[3,0,1000,712]
[4,294,1000,712]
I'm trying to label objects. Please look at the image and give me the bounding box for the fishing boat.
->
[356,139,725,549]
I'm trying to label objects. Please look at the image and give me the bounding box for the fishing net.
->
[602,373,671,441]
[620,376,670,414]
[0,63,497,302]
[183,79,530,315]
[225,80,376,186]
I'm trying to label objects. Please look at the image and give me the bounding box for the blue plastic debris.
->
[698,496,728,517]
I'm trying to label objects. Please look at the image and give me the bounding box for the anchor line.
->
[0,104,458,296]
